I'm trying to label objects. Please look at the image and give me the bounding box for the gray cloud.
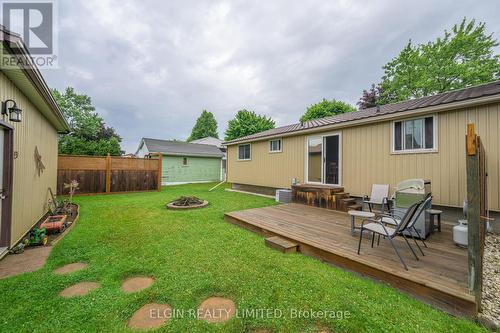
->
[42,0,500,153]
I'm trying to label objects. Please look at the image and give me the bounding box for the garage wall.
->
[0,72,59,246]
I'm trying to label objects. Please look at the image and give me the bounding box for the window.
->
[393,116,436,152]
[182,157,188,166]
[238,144,251,160]
[269,139,282,152]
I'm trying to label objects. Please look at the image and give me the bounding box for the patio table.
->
[348,210,375,235]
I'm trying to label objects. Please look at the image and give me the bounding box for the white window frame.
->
[391,115,438,154]
[269,138,282,153]
[182,157,189,166]
[304,131,342,186]
[237,143,251,161]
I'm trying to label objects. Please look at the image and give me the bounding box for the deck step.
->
[265,236,298,253]
[348,204,362,211]
[341,198,356,203]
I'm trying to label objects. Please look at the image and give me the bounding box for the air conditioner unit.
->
[276,189,292,203]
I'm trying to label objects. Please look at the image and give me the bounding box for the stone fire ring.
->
[166,200,209,210]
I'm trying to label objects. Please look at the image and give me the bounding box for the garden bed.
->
[48,203,80,245]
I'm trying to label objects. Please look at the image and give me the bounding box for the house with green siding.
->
[136,138,224,185]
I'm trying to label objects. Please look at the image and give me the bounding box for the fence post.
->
[157,154,162,191]
[105,154,111,193]
[465,123,482,312]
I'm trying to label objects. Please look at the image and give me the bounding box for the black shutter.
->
[394,121,402,150]
[425,117,434,149]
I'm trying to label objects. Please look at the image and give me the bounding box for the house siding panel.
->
[227,102,500,211]
[0,71,59,246]
[162,155,221,184]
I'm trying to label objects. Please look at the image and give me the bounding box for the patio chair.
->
[357,200,423,271]
[375,194,432,254]
[363,184,390,213]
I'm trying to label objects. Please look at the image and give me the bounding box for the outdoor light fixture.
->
[1,99,22,122]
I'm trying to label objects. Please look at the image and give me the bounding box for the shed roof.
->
[224,80,500,145]
[190,136,225,148]
[140,138,224,158]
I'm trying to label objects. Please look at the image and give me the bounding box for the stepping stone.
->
[54,262,88,275]
[122,276,154,293]
[198,297,236,323]
[59,282,100,298]
[128,303,172,330]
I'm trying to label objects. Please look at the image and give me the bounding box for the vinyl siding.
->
[227,102,500,211]
[0,71,59,246]
[162,155,221,184]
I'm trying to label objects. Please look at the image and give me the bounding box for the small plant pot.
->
[40,215,67,233]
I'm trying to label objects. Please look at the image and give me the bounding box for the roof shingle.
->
[141,138,224,157]
[224,80,500,144]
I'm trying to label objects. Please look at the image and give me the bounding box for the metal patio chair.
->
[363,184,390,213]
[375,194,432,255]
[357,200,423,271]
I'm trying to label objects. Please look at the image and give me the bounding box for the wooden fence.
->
[57,154,161,195]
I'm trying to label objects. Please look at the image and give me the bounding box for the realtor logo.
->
[1,0,58,68]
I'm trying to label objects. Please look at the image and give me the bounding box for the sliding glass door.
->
[306,133,341,185]
[324,135,340,185]
[307,137,322,183]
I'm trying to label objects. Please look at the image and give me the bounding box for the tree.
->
[357,84,384,109]
[224,110,275,141]
[374,18,500,104]
[53,87,122,156]
[187,110,219,141]
[300,99,356,122]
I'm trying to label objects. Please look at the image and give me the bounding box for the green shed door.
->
[162,156,221,183]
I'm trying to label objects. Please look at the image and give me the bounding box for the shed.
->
[0,26,70,255]
[136,138,224,185]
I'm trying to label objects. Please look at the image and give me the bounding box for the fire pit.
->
[166,196,209,210]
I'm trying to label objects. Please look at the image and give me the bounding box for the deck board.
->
[224,203,476,317]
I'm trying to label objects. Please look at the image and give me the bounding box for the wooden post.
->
[105,153,111,193]
[466,123,476,156]
[157,154,162,191]
[465,123,482,312]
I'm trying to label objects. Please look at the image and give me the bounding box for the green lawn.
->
[0,183,486,332]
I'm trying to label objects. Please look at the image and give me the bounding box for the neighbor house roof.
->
[224,80,500,145]
[0,25,69,132]
[190,136,225,148]
[138,138,224,158]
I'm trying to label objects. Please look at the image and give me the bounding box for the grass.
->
[0,183,486,332]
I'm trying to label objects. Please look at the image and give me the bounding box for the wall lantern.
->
[1,99,22,122]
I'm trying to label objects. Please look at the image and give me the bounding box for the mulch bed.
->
[48,203,79,244]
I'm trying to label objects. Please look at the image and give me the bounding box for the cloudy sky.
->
[41,0,500,153]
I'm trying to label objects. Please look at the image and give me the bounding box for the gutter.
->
[1,26,70,133]
[224,94,500,145]
[149,151,224,158]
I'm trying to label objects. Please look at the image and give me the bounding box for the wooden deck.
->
[224,203,476,317]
